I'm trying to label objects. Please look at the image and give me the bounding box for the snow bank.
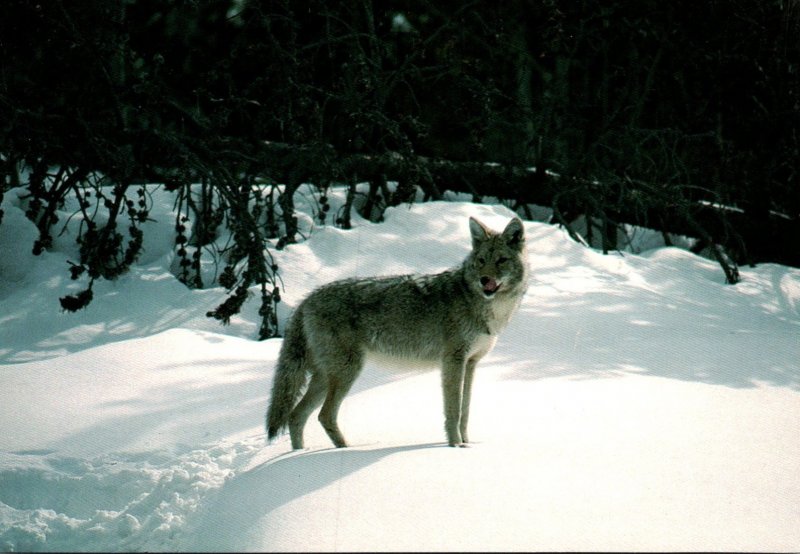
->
[1,188,798,551]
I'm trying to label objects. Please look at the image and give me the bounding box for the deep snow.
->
[1,185,798,551]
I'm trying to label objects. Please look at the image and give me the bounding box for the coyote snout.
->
[265,215,528,449]
[480,276,501,296]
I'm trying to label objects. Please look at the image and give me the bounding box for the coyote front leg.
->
[442,351,467,447]
[458,357,479,444]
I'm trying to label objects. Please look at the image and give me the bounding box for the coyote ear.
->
[469,217,491,247]
[502,218,525,250]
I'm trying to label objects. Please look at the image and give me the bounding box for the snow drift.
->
[1,187,798,551]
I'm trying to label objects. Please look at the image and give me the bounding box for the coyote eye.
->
[497,256,509,265]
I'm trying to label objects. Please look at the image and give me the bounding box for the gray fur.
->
[265,216,528,448]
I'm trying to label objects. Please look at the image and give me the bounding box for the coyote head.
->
[465,217,528,299]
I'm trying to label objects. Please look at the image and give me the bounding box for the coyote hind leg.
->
[287,371,328,449]
[317,350,364,448]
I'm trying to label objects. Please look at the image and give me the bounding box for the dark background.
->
[1,0,798,334]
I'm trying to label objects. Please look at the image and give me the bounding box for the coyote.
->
[266,216,528,448]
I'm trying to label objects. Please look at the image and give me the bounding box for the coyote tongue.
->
[482,277,500,294]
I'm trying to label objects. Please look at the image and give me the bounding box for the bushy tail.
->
[266,307,310,442]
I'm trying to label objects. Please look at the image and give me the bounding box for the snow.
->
[1,185,799,551]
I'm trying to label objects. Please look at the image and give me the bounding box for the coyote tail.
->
[266,307,310,442]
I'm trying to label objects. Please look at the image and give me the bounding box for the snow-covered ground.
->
[1,186,798,551]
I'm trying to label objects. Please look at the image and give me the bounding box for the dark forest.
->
[1,0,798,337]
